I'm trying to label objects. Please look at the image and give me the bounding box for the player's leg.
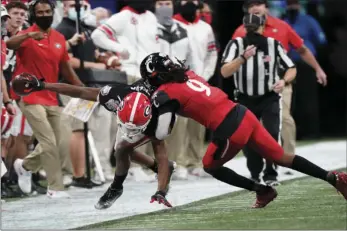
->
[248,113,347,200]
[94,143,130,210]
[202,108,277,209]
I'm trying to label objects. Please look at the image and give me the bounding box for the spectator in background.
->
[1,1,35,198]
[232,0,327,184]
[56,0,115,187]
[7,0,84,198]
[91,0,160,182]
[283,0,327,139]
[1,5,18,199]
[154,0,191,180]
[173,0,218,177]
[83,6,111,27]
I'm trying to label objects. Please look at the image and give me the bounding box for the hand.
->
[92,62,107,70]
[5,103,16,116]
[28,31,45,41]
[118,49,130,60]
[150,191,172,208]
[316,68,327,86]
[12,73,45,96]
[272,79,285,93]
[243,45,257,59]
[69,33,85,46]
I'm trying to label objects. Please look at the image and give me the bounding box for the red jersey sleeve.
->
[232,25,246,39]
[286,22,304,49]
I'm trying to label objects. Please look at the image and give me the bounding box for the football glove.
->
[12,73,45,96]
[150,190,172,208]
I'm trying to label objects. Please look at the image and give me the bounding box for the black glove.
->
[150,190,172,208]
[12,73,45,96]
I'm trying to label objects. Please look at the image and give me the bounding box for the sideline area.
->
[2,141,346,229]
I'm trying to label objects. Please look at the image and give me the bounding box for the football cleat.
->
[252,186,277,208]
[329,171,347,200]
[94,186,123,210]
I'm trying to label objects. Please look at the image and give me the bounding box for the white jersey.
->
[91,7,160,79]
[157,22,191,62]
[173,15,218,81]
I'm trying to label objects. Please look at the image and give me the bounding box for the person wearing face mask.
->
[232,0,328,186]
[222,13,297,187]
[283,0,326,140]
[172,0,217,178]
[6,0,84,199]
[91,0,160,182]
[56,0,118,188]
[154,0,191,180]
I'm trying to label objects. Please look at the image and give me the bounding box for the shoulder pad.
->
[151,90,171,108]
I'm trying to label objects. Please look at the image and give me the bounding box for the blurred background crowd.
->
[0,0,346,200]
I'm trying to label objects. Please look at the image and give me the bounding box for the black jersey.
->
[97,79,159,137]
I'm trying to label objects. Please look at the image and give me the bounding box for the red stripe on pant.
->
[202,110,284,169]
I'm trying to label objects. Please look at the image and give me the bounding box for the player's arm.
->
[44,83,100,101]
[151,139,170,194]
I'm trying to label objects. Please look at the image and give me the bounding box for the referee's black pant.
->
[237,91,281,181]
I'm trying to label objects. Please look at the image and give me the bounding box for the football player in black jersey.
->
[12,73,176,208]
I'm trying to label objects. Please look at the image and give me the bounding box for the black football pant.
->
[237,92,281,181]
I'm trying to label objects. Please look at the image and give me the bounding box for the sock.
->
[205,166,268,193]
[291,155,330,182]
[111,173,127,190]
[148,160,158,173]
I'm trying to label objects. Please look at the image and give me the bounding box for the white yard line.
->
[1,141,346,229]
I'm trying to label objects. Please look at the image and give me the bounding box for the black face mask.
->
[245,31,268,52]
[286,8,299,24]
[35,15,53,30]
[127,0,150,13]
[179,1,198,22]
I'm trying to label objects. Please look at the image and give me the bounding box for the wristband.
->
[240,55,247,62]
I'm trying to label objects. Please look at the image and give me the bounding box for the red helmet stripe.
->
[129,92,142,123]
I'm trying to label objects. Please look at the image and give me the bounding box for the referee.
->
[221,14,297,186]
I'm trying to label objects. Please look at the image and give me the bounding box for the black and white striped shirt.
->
[222,37,295,96]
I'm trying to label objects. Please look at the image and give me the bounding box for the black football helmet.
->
[140,53,188,87]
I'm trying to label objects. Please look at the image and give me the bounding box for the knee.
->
[203,166,217,175]
[274,152,295,167]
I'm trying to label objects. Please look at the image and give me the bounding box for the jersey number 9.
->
[186,79,211,97]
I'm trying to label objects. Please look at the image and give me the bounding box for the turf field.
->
[78,171,347,230]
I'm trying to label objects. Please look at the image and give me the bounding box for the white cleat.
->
[46,188,71,199]
[13,159,32,194]
[171,166,189,180]
[189,167,211,178]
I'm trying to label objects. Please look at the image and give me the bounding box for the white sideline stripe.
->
[2,141,346,230]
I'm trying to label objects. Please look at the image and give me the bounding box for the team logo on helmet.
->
[145,55,154,73]
[144,105,151,117]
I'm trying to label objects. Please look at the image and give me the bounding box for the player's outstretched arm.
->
[150,139,172,207]
[12,73,101,101]
[44,83,100,102]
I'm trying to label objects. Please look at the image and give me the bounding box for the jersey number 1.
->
[186,79,211,96]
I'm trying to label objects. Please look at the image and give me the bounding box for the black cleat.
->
[71,177,103,189]
[94,186,123,210]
